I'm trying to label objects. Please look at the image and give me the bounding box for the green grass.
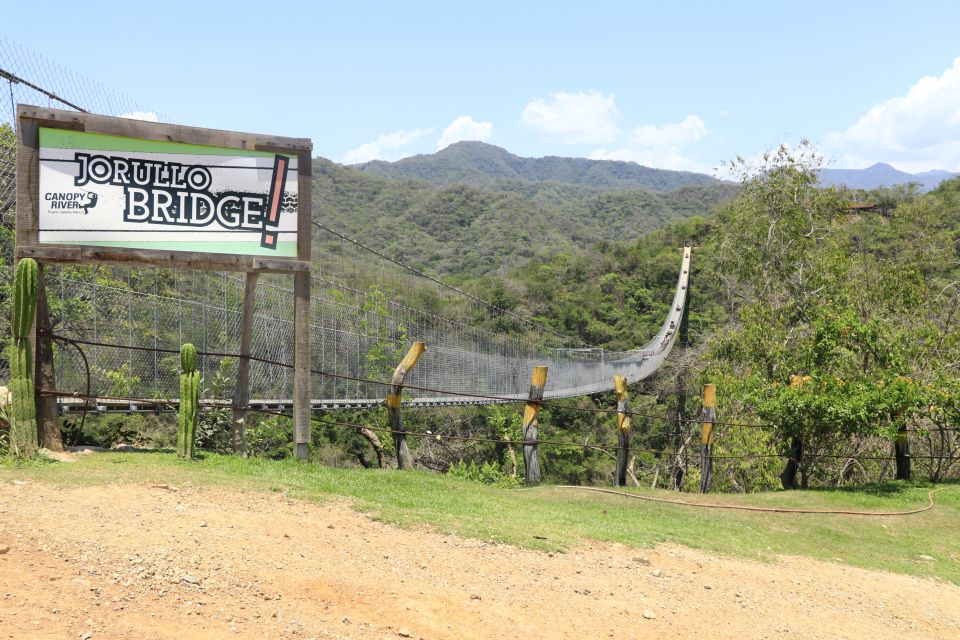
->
[3,451,959,584]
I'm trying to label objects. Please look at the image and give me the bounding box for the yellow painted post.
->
[522,366,549,485]
[698,383,716,493]
[614,375,631,487]
[387,342,426,470]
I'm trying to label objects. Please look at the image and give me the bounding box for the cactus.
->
[177,343,200,459]
[180,342,197,375]
[9,259,39,457]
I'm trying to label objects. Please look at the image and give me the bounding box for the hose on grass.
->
[554,485,949,516]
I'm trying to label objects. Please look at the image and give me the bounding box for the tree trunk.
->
[894,425,911,480]
[359,427,385,468]
[780,435,803,490]
[672,371,688,491]
[626,455,640,487]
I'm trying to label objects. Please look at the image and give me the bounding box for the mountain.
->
[313,157,736,278]
[351,141,720,192]
[818,163,958,192]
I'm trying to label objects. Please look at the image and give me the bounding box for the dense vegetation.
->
[2,133,958,493]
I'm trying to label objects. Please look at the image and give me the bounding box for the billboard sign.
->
[38,128,299,257]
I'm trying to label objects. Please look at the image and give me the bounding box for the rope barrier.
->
[39,388,960,464]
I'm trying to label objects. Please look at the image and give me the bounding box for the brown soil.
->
[1,480,958,640]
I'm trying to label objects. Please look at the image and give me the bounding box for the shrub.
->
[448,459,521,488]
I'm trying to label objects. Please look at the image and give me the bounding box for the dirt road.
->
[1,480,958,639]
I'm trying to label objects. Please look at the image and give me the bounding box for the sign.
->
[38,128,299,257]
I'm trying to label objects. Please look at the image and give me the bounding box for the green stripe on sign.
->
[40,128,297,159]
[40,239,298,257]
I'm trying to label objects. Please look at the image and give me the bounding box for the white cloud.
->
[633,115,706,147]
[588,115,709,172]
[343,128,432,164]
[824,57,960,172]
[437,116,493,150]
[120,111,159,122]
[589,147,705,172]
[520,91,620,144]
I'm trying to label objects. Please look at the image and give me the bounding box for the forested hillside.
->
[313,156,736,276]
[352,141,721,192]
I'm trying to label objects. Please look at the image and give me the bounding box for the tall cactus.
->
[177,343,200,459]
[8,259,39,457]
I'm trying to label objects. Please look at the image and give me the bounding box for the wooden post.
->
[387,342,426,470]
[293,270,311,460]
[698,383,716,493]
[522,366,548,485]
[894,421,911,480]
[613,375,631,487]
[231,272,259,457]
[780,375,805,490]
[34,265,62,451]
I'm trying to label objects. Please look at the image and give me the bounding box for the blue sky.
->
[6,1,960,173]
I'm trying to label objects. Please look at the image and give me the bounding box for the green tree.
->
[707,142,928,488]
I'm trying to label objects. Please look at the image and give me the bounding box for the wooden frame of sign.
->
[15,105,314,459]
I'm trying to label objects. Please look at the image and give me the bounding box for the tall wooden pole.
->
[613,375,631,487]
[387,342,426,470]
[698,383,716,493]
[231,272,259,457]
[293,270,311,460]
[522,366,548,485]
[34,265,62,451]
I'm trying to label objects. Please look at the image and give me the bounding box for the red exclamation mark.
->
[260,154,289,249]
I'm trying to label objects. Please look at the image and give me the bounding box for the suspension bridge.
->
[42,230,690,413]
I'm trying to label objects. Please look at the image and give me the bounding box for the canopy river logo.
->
[73,152,290,249]
[44,190,99,215]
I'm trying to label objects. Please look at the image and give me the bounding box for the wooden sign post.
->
[15,105,313,458]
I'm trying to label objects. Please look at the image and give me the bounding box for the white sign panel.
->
[38,128,299,257]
